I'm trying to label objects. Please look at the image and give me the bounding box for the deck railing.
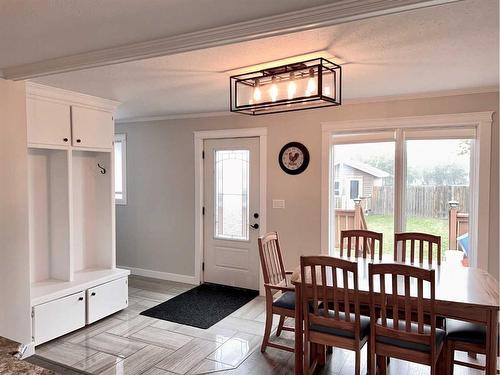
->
[334,199,367,248]
[335,200,469,252]
[448,201,469,250]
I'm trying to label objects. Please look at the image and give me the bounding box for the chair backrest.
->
[300,256,361,341]
[340,229,383,260]
[369,263,437,356]
[258,232,287,287]
[394,232,441,265]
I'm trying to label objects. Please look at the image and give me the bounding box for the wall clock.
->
[278,142,310,175]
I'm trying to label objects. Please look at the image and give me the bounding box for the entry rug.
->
[140,283,259,329]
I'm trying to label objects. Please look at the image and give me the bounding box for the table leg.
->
[436,341,447,375]
[295,285,303,375]
[486,309,498,375]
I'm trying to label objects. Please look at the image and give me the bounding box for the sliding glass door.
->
[404,130,473,263]
[330,128,474,265]
[332,137,395,254]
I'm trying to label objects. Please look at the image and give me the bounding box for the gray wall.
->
[116,91,499,280]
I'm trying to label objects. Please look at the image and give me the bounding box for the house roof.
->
[335,160,391,178]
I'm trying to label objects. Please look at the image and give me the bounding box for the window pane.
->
[114,141,123,195]
[332,142,395,254]
[405,139,471,264]
[215,150,250,240]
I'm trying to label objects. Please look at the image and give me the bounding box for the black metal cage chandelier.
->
[230,58,341,115]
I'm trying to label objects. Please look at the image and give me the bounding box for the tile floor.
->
[33,276,486,374]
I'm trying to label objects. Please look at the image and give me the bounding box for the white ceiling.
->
[17,0,500,120]
[0,0,334,68]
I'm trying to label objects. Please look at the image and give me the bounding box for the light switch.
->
[273,199,285,209]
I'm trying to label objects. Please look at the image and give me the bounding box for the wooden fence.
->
[370,185,469,218]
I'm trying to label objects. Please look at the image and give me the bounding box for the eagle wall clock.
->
[278,142,310,175]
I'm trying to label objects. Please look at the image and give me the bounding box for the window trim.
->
[321,112,493,271]
[114,133,127,205]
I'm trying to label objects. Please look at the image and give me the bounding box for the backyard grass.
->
[364,214,449,255]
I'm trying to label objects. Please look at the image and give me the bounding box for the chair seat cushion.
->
[310,309,371,339]
[273,291,295,310]
[376,318,445,353]
[446,319,486,345]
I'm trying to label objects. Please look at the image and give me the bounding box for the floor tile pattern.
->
[35,275,487,374]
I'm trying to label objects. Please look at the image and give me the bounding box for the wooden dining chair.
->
[394,232,442,265]
[300,256,371,375]
[368,263,445,375]
[340,229,383,260]
[445,319,499,374]
[258,232,295,353]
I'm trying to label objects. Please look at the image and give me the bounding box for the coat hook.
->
[98,163,106,174]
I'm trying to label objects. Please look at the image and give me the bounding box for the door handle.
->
[250,223,259,230]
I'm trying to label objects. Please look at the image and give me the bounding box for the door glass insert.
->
[405,138,472,264]
[332,141,395,254]
[214,150,250,240]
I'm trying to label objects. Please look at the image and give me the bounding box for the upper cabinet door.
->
[71,106,114,150]
[27,98,71,147]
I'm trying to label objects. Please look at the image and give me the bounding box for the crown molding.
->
[4,0,462,80]
[115,111,234,124]
[26,82,120,112]
[115,86,498,125]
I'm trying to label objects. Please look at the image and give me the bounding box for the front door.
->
[203,137,260,290]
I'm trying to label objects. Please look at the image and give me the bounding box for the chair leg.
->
[276,315,285,337]
[367,340,374,375]
[354,349,361,375]
[261,307,273,353]
[376,355,387,375]
[447,343,455,375]
[316,344,326,366]
[436,343,447,375]
[304,339,311,374]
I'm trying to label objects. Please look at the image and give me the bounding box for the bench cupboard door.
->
[33,291,86,345]
[87,277,128,324]
[71,106,114,150]
[27,98,71,147]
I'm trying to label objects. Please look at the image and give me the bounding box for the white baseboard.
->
[118,265,198,285]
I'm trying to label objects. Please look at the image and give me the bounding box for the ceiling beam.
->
[4,0,463,80]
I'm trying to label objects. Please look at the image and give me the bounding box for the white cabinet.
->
[33,291,86,345]
[72,106,114,149]
[27,98,71,147]
[87,277,128,324]
[21,83,126,349]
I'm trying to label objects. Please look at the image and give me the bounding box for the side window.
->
[114,134,127,205]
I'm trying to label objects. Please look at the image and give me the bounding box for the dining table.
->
[291,255,500,374]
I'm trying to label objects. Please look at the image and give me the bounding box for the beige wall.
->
[116,91,499,280]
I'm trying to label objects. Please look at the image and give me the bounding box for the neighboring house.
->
[333,160,391,209]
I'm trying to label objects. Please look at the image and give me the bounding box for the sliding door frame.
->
[321,112,493,270]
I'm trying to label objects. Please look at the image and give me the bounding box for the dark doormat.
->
[140,283,259,329]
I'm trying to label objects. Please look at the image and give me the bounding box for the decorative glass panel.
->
[215,150,250,240]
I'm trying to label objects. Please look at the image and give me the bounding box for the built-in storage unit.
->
[23,83,129,348]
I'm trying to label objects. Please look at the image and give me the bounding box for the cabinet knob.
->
[63,138,68,142]
[78,297,84,301]
[76,139,81,143]
[91,292,96,296]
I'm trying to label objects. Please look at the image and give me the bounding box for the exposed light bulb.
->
[253,79,262,102]
[324,86,331,96]
[269,76,278,102]
[306,68,316,96]
[287,72,296,99]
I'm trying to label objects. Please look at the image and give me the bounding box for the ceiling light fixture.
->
[230,58,341,115]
